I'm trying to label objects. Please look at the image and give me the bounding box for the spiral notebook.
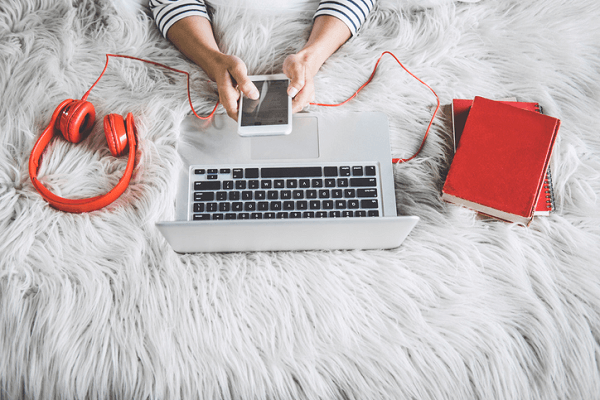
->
[451,98,555,216]
[443,97,560,225]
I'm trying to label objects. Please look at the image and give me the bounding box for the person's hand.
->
[282,52,317,113]
[212,54,259,120]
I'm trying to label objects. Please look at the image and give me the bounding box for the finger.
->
[228,60,259,100]
[291,80,315,113]
[283,55,305,98]
[218,74,241,121]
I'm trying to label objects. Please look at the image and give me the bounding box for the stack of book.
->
[442,96,560,225]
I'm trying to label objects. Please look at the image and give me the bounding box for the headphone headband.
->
[29,102,137,213]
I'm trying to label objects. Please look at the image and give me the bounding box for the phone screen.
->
[240,79,289,126]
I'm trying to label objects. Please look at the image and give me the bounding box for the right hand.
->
[212,54,259,121]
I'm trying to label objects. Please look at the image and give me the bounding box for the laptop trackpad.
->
[250,116,319,160]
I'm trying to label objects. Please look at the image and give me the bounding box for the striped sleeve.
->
[315,0,376,36]
[149,0,210,38]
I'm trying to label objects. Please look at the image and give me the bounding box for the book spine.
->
[543,167,555,212]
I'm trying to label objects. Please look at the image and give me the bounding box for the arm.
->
[284,0,376,112]
[149,0,258,121]
[166,16,259,120]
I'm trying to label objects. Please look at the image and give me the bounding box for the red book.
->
[451,98,555,215]
[442,96,560,225]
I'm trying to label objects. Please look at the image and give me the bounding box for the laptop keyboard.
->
[189,164,383,221]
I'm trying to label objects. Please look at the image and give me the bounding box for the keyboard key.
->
[293,190,304,199]
[233,169,243,179]
[300,179,310,188]
[311,179,323,188]
[249,180,259,189]
[335,200,346,209]
[194,181,220,191]
[286,179,298,188]
[245,168,259,178]
[296,201,308,210]
[274,179,285,188]
[358,188,377,197]
[220,168,231,174]
[348,199,360,209]
[329,211,341,218]
[319,189,330,198]
[207,203,218,212]
[267,190,278,200]
[229,191,240,201]
[342,211,353,217]
[194,192,215,202]
[337,178,349,187]
[365,166,377,176]
[283,201,294,210]
[251,213,262,219]
[310,200,320,210]
[219,203,230,212]
[332,189,343,198]
[350,178,377,187]
[194,169,205,174]
[244,202,256,211]
[340,166,351,176]
[232,202,243,212]
[235,181,246,189]
[193,214,210,220]
[258,201,269,211]
[262,167,322,178]
[216,191,227,201]
[213,213,224,220]
[322,200,334,209]
[208,169,218,174]
[316,211,327,218]
[368,210,379,217]
[276,212,288,219]
[264,212,276,219]
[352,166,363,176]
[223,181,234,190]
[303,211,315,218]
[238,213,249,220]
[355,210,366,217]
[360,199,379,209]
[255,191,266,200]
[261,180,272,188]
[193,203,205,213]
[242,191,252,200]
[270,201,282,211]
[290,212,302,218]
[281,190,292,199]
[344,189,356,198]
[306,190,317,199]
[225,213,236,220]
[325,179,336,187]
[324,166,338,177]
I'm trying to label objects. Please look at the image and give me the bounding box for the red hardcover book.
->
[451,98,555,215]
[442,96,560,225]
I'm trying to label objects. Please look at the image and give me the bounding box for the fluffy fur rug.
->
[1,0,599,398]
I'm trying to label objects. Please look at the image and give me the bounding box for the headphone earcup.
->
[103,114,129,157]
[57,100,96,143]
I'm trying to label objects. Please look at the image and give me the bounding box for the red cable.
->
[85,52,438,164]
[82,54,219,120]
[310,51,440,164]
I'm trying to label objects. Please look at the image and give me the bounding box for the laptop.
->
[156,112,419,252]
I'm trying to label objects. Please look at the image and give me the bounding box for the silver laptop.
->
[156,112,419,252]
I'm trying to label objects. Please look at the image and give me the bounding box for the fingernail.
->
[249,88,259,100]
[288,87,299,98]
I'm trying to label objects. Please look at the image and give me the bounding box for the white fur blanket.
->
[1,0,600,398]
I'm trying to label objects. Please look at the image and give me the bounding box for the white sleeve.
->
[315,0,376,36]
[149,0,210,38]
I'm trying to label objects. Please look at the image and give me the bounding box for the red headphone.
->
[29,54,220,213]
[29,98,138,213]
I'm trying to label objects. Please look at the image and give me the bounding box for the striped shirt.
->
[149,0,376,39]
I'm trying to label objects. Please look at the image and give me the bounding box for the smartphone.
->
[237,74,292,136]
